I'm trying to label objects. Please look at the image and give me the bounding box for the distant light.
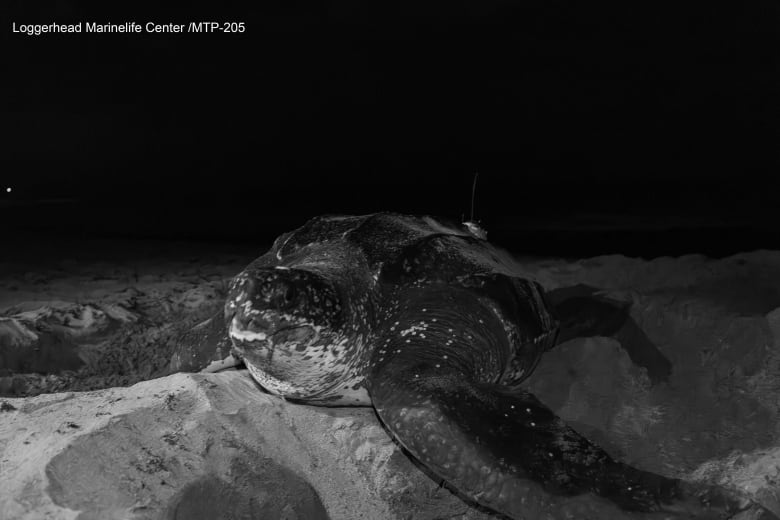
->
[5,187,10,193]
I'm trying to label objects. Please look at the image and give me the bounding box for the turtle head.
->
[224,265,352,398]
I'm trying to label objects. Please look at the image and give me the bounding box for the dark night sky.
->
[1,0,778,257]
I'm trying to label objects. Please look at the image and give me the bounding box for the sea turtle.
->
[176,213,774,519]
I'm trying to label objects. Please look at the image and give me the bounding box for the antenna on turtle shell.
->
[463,172,487,239]
[470,171,479,223]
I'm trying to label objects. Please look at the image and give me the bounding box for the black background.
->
[2,1,778,257]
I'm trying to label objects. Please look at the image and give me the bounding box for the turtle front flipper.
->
[547,284,672,384]
[168,310,239,374]
[368,289,765,519]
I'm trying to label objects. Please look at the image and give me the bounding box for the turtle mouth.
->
[228,316,318,362]
[228,315,315,342]
[270,324,317,344]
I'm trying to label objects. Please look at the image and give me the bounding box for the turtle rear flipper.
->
[547,284,672,384]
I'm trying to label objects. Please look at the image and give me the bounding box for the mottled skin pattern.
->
[222,213,771,519]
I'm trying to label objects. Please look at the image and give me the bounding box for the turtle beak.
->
[230,306,273,336]
[224,268,317,346]
[227,314,272,345]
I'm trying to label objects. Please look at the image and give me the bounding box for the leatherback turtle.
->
[183,213,771,519]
